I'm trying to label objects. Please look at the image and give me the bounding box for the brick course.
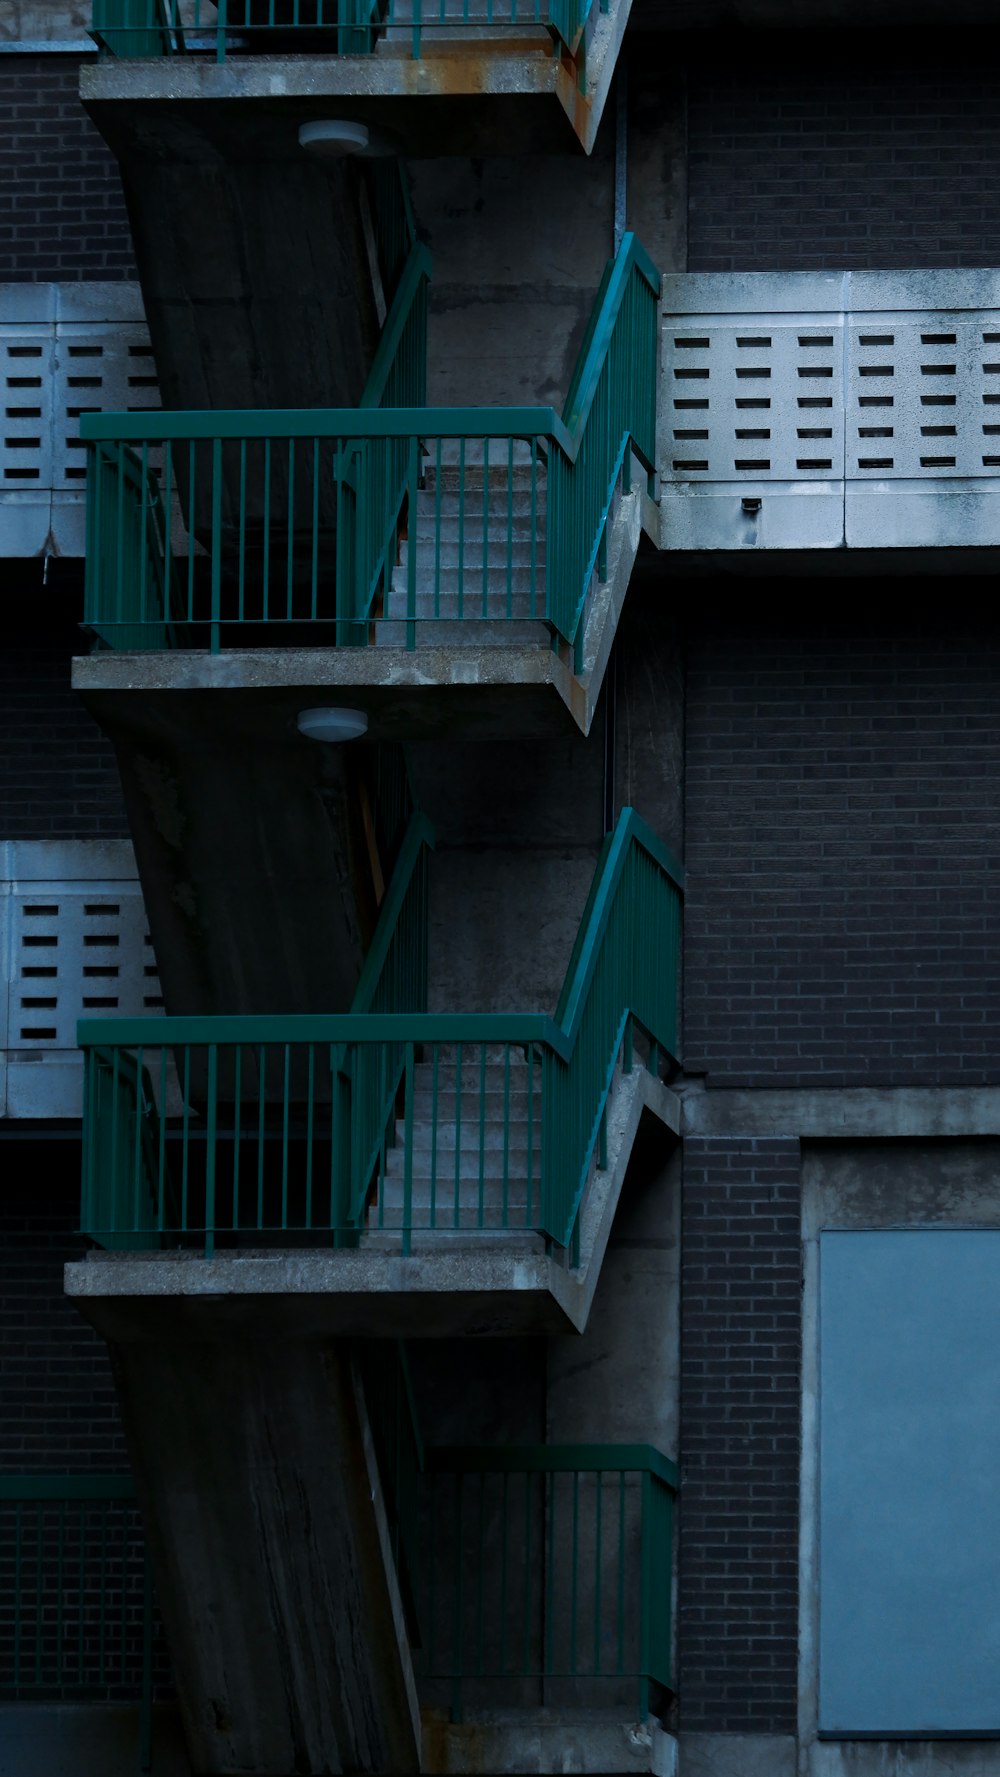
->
[687,45,1000,271]
[0,54,135,281]
[683,618,1000,1090]
[679,1137,801,1734]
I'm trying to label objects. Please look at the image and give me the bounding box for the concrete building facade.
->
[2,4,1000,1776]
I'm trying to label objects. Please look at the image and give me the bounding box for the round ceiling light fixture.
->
[298,119,370,158]
[296,706,369,744]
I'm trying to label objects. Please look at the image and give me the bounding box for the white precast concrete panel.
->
[819,1229,1000,1735]
[0,283,158,557]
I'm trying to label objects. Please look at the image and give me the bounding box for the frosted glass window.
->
[820,1230,1000,1735]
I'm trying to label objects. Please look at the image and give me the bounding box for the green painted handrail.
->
[78,806,680,1254]
[82,232,658,657]
[81,406,570,448]
[0,1475,157,1771]
[419,1442,675,1721]
[427,1443,678,1486]
[90,0,597,65]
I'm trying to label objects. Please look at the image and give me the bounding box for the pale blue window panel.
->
[820,1229,1000,1735]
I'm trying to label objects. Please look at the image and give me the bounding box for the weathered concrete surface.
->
[612,564,685,859]
[72,643,587,736]
[799,1142,1000,1777]
[547,1126,680,1453]
[424,1710,678,1774]
[0,0,89,39]
[80,50,588,159]
[108,1337,419,1775]
[679,1733,796,1777]
[680,1083,1000,1140]
[107,142,378,416]
[73,688,380,1017]
[0,1704,191,1777]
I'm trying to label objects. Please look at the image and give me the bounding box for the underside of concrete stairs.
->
[105,1337,421,1775]
[66,1066,680,1338]
[81,0,631,159]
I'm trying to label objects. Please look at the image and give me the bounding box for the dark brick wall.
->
[687,39,1000,271]
[679,1136,801,1734]
[0,1145,126,1472]
[683,614,1000,1090]
[0,605,129,837]
[0,54,135,280]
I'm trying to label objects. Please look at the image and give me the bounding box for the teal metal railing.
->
[90,0,600,65]
[419,1445,676,1722]
[78,807,681,1256]
[0,1475,158,1771]
[81,234,659,666]
[79,809,434,1254]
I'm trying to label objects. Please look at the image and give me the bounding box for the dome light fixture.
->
[296,706,369,744]
[298,120,370,158]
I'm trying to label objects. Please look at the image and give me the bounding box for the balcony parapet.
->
[0,283,157,560]
[661,267,1000,554]
[0,839,159,1120]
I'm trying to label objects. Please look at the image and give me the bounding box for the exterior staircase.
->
[377,461,548,646]
[77,232,661,735]
[370,1047,543,1234]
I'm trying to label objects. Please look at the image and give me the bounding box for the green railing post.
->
[406,433,419,650]
[216,0,227,60]
[140,1551,154,1771]
[204,1042,218,1257]
[638,1465,652,1721]
[210,437,222,654]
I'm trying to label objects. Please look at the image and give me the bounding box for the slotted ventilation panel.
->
[1,841,162,1118]
[662,269,1000,550]
[1,285,159,557]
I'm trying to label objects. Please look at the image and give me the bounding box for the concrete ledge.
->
[678,1083,1000,1140]
[678,1731,796,1777]
[81,51,558,105]
[423,1710,677,1775]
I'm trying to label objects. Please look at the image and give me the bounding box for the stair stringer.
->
[552,473,659,736]
[554,1061,680,1332]
[554,0,635,156]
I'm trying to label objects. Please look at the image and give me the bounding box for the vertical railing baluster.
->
[238,438,247,625]
[181,1046,191,1238]
[140,1549,154,1770]
[257,1045,267,1233]
[232,1044,242,1230]
[205,1042,218,1257]
[481,436,490,617]
[477,1042,486,1229]
[434,436,442,618]
[430,1042,439,1228]
[281,1043,291,1231]
[406,433,419,650]
[453,1041,463,1228]
[210,438,222,653]
[262,438,272,625]
[402,1042,414,1256]
[286,437,296,620]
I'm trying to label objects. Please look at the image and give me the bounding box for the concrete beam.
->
[677,1083,1000,1141]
